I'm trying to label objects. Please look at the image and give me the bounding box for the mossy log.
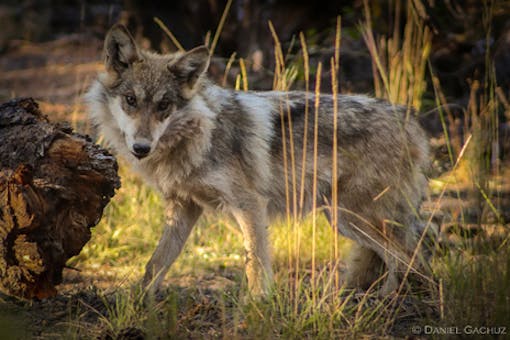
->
[0,98,120,299]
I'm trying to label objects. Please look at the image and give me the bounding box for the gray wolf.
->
[86,24,431,296]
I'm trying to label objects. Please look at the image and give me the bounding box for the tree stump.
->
[0,98,120,299]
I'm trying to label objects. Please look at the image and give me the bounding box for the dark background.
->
[2,0,510,97]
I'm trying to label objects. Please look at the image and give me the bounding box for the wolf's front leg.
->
[231,198,274,297]
[143,199,202,292]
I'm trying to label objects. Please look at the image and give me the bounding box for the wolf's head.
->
[98,24,210,159]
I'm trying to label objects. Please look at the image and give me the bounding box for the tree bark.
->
[0,98,120,299]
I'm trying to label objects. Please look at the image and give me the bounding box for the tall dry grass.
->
[360,0,431,112]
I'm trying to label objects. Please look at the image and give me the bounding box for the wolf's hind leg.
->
[379,259,401,296]
[344,243,384,290]
[143,200,202,292]
[322,206,385,290]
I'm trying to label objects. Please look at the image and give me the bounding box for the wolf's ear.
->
[104,24,140,74]
[168,46,210,96]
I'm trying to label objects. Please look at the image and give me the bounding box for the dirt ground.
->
[0,269,241,338]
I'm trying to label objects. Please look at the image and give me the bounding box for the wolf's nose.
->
[132,143,151,159]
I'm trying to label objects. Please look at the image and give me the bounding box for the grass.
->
[4,0,508,339]
[432,243,510,331]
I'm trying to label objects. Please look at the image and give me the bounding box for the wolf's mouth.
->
[132,152,149,159]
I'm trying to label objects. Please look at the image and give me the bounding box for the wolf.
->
[86,24,431,297]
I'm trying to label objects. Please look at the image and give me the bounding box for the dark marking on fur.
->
[208,93,257,182]
[231,133,243,156]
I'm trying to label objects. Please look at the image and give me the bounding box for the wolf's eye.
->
[158,100,170,111]
[125,95,137,107]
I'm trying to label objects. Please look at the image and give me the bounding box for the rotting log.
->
[0,98,120,299]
